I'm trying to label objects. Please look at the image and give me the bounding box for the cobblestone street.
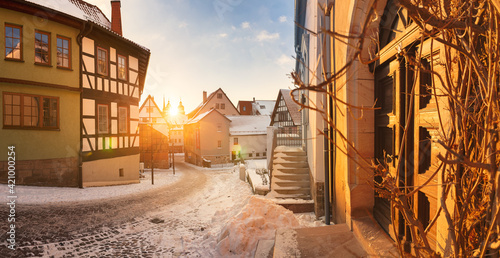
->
[1,162,253,257]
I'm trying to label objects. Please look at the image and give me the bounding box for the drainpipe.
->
[76,22,93,188]
[323,2,334,225]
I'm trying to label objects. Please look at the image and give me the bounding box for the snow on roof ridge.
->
[23,0,150,52]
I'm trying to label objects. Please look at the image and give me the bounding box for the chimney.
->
[111,1,122,36]
[203,91,207,103]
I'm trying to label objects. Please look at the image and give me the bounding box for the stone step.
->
[274,186,310,195]
[272,178,310,188]
[273,166,309,174]
[272,154,308,162]
[268,192,311,200]
[272,161,308,169]
[272,173,309,182]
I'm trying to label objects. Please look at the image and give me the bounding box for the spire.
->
[178,99,185,115]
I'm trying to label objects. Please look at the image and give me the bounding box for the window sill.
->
[35,62,52,67]
[57,66,73,71]
[4,58,24,63]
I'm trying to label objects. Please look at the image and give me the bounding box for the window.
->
[217,93,222,99]
[118,107,128,133]
[217,140,222,148]
[5,24,22,60]
[35,31,50,64]
[98,104,109,134]
[243,106,246,111]
[256,153,260,157]
[249,153,253,157]
[215,103,220,109]
[56,36,70,68]
[118,55,127,80]
[217,123,222,132]
[221,103,225,110]
[97,47,108,75]
[234,138,238,145]
[3,92,59,129]
[42,98,58,127]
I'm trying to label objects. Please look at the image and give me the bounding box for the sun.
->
[169,106,178,116]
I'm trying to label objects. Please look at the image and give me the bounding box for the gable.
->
[190,88,240,118]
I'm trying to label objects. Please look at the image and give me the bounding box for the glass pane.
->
[6,39,12,48]
[63,40,68,49]
[5,27,12,37]
[12,116,20,126]
[13,28,20,38]
[4,94,12,105]
[57,38,62,47]
[12,106,20,115]
[63,59,69,67]
[42,34,48,44]
[35,33,41,41]
[5,105,12,114]
[5,115,12,126]
[12,95,20,105]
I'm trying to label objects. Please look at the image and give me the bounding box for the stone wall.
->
[0,157,79,187]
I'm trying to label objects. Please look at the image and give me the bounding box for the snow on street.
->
[1,161,321,257]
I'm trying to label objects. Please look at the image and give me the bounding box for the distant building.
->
[162,99,187,153]
[270,89,302,147]
[184,109,231,166]
[237,98,276,116]
[138,95,170,169]
[0,0,150,187]
[187,88,239,119]
[237,100,254,115]
[227,115,270,160]
[252,100,275,116]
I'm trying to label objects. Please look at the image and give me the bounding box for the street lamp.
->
[148,98,154,185]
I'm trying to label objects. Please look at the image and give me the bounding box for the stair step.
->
[273,167,309,175]
[273,161,308,168]
[273,173,309,181]
[269,192,311,200]
[274,186,310,195]
[273,154,308,162]
[273,179,310,188]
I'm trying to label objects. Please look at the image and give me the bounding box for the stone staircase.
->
[267,146,311,200]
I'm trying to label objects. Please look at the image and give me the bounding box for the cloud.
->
[256,30,279,42]
[219,33,228,38]
[276,54,294,67]
[178,21,188,28]
[241,21,250,29]
[279,16,287,23]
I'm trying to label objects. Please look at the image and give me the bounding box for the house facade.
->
[227,115,270,161]
[270,89,302,147]
[0,0,81,186]
[184,109,231,166]
[295,0,453,255]
[0,0,150,187]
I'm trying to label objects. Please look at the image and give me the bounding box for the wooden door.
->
[374,56,412,241]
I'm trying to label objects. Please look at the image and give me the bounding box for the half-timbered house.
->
[80,0,150,186]
[0,0,150,187]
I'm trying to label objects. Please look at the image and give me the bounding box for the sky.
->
[90,0,296,113]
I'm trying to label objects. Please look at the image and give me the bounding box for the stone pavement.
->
[0,162,211,257]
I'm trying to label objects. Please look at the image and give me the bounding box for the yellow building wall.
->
[0,8,80,87]
[0,7,80,161]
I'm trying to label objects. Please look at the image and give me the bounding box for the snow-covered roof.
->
[252,100,275,116]
[227,115,270,136]
[25,0,111,29]
[186,109,230,125]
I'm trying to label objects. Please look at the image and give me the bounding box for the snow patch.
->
[216,196,300,257]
